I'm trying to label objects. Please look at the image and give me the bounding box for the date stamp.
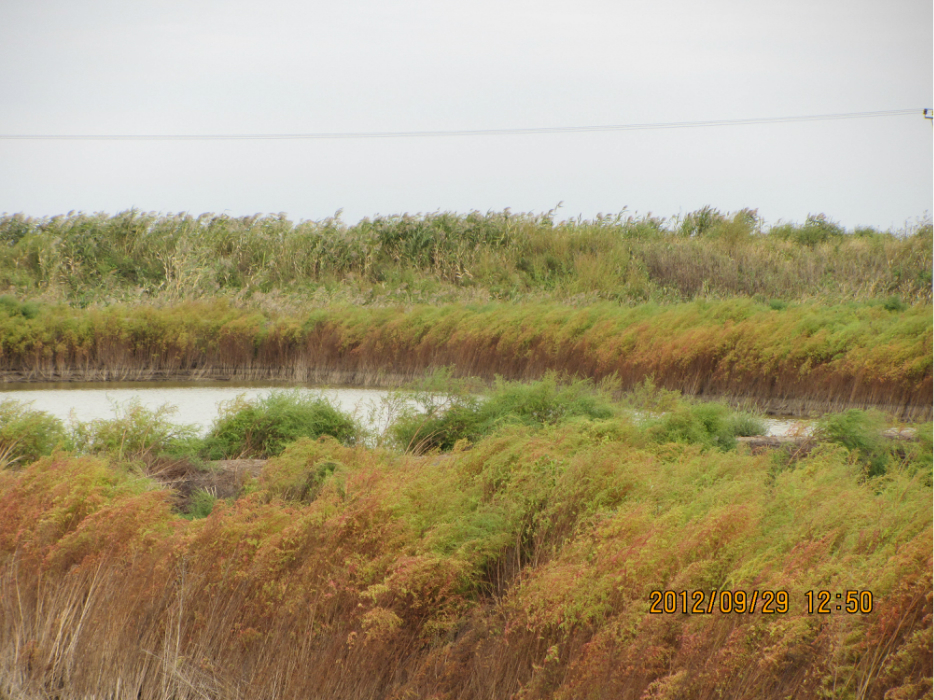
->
[649,590,788,615]
[648,590,874,615]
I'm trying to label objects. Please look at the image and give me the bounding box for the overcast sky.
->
[0,0,931,230]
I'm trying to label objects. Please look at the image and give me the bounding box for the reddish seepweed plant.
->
[0,424,930,699]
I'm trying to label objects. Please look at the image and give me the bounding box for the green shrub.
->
[69,399,200,461]
[773,213,845,247]
[0,399,67,467]
[391,400,485,453]
[483,376,614,425]
[0,295,19,314]
[901,425,933,482]
[882,295,907,312]
[645,401,766,450]
[621,377,682,413]
[0,295,39,319]
[727,411,768,437]
[202,391,358,459]
[816,409,889,476]
[259,437,353,503]
[390,375,615,453]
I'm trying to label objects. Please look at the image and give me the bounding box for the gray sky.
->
[1,0,931,229]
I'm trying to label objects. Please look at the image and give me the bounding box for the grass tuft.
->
[184,488,218,519]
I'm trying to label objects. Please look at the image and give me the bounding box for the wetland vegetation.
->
[0,208,931,699]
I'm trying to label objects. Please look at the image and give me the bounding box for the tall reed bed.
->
[0,419,930,699]
[0,209,930,306]
[1,299,930,417]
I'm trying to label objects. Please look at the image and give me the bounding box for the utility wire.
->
[0,109,924,141]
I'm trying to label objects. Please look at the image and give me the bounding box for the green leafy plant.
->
[815,409,890,476]
[644,401,766,450]
[69,399,200,461]
[202,390,358,459]
[390,374,614,453]
[882,295,907,312]
[0,399,66,467]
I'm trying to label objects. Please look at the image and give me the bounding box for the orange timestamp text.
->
[649,590,789,615]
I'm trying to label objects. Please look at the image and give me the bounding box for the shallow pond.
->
[0,382,810,438]
[0,382,406,435]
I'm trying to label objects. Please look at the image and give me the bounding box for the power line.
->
[0,109,924,141]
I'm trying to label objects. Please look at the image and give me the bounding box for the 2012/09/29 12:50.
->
[648,590,875,615]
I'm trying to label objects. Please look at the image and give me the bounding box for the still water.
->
[0,382,405,435]
[0,382,808,437]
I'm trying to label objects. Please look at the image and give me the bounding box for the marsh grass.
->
[1,209,929,307]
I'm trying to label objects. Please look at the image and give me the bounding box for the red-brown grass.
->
[0,425,930,699]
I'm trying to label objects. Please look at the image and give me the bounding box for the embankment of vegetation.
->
[1,298,930,418]
[1,410,930,700]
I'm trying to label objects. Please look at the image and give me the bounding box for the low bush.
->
[258,436,360,503]
[0,399,66,467]
[728,410,769,437]
[0,294,40,319]
[816,409,891,476]
[68,399,200,462]
[644,401,767,450]
[621,376,683,413]
[202,390,358,459]
[883,295,907,312]
[390,375,615,453]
